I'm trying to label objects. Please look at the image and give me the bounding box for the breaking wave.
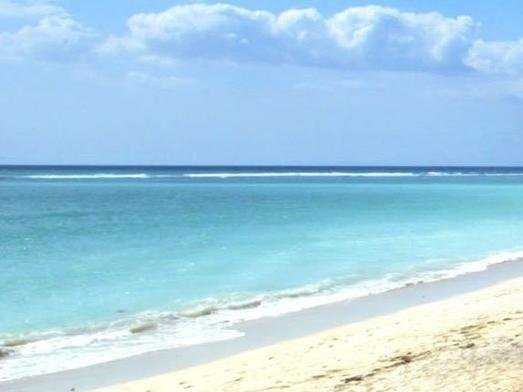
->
[182,172,417,178]
[182,171,523,178]
[25,173,150,179]
[4,170,523,180]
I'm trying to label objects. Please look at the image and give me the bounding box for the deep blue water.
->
[2,166,523,380]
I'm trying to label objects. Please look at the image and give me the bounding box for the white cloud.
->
[326,6,475,70]
[2,1,522,80]
[0,0,94,62]
[0,0,65,19]
[100,4,478,72]
[126,71,192,90]
[466,39,523,75]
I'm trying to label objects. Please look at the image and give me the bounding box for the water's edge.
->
[5,257,523,392]
[3,249,522,382]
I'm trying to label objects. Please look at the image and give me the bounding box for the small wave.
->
[431,250,523,277]
[25,173,150,179]
[0,316,242,382]
[183,172,417,178]
[183,171,523,178]
[226,299,262,311]
[9,171,523,180]
[178,298,263,318]
[177,249,523,323]
[426,171,523,177]
[179,305,218,318]
[274,283,328,299]
[129,321,157,334]
[2,338,31,348]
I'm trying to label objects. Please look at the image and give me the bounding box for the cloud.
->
[465,39,523,75]
[0,0,94,62]
[126,71,192,90]
[2,1,522,79]
[327,7,475,71]
[99,4,478,72]
[0,0,65,19]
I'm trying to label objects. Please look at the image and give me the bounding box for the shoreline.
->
[3,250,523,383]
[4,257,523,392]
[94,273,523,392]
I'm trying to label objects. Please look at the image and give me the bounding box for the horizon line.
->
[3,164,523,168]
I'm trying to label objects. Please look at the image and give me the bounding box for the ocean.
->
[2,165,523,381]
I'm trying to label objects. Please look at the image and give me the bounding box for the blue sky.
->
[1,1,522,165]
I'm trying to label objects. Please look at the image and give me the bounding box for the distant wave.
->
[3,248,523,382]
[183,172,417,178]
[5,171,523,180]
[25,173,150,179]
[184,171,523,178]
[426,171,523,177]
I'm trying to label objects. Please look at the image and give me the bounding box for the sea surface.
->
[2,166,523,381]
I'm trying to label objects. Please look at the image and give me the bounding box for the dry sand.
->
[93,277,523,392]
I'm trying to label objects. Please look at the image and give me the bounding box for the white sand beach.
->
[91,277,523,392]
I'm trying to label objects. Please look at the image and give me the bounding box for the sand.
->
[91,276,523,392]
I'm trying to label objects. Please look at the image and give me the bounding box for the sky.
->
[1,0,523,165]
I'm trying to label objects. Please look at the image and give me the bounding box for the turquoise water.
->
[2,166,523,380]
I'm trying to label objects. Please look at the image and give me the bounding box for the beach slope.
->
[92,277,523,392]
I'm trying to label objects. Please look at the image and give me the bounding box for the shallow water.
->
[2,166,523,380]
